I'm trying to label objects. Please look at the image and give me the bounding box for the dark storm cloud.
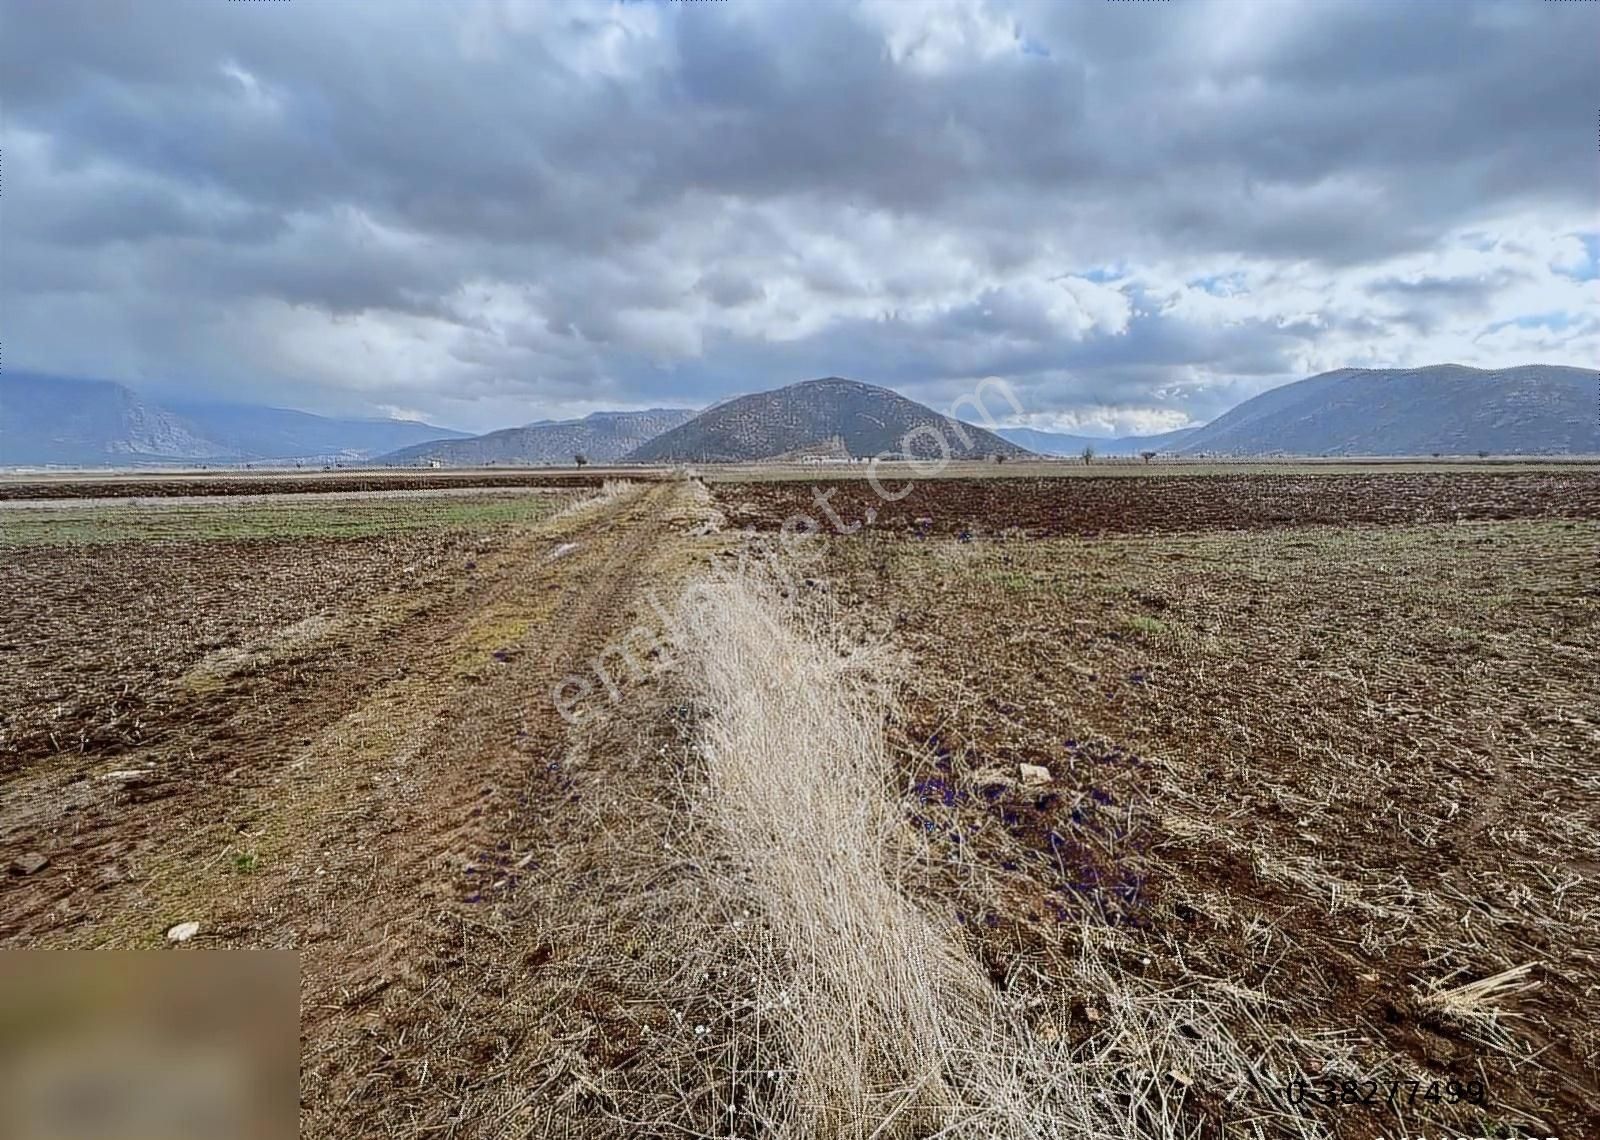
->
[662,5,1092,211]
[1367,272,1524,305]
[1,0,1595,431]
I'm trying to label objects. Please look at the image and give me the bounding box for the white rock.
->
[166,921,200,943]
[1019,763,1052,786]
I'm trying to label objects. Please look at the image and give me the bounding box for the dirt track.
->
[0,482,715,1131]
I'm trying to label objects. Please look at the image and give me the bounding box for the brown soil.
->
[0,531,480,769]
[0,481,726,1135]
[722,470,1600,536]
[811,519,1600,1138]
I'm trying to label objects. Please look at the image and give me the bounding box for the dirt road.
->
[0,481,719,1134]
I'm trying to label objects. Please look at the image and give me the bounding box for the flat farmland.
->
[1,468,1595,1138]
[717,465,1600,1135]
[809,517,1599,1136]
[720,467,1600,536]
[0,467,637,501]
[0,493,581,768]
[0,480,739,1135]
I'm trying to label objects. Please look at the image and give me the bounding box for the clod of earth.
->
[1018,762,1052,786]
[10,852,49,875]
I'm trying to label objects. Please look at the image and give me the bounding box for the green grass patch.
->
[0,494,567,547]
[1123,613,1169,637]
[977,569,1040,593]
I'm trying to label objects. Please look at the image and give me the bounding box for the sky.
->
[2,0,1596,436]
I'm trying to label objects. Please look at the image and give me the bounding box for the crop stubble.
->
[805,503,1599,1135]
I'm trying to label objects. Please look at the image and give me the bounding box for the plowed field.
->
[722,469,1600,536]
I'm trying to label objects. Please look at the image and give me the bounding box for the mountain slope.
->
[0,373,469,465]
[168,400,469,461]
[997,425,1201,457]
[0,373,231,465]
[624,377,1032,462]
[1175,365,1598,456]
[375,409,698,466]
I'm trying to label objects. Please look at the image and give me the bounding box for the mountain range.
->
[1169,364,1596,456]
[995,425,1201,458]
[4,364,1595,468]
[623,377,1030,463]
[0,373,467,466]
[1001,365,1596,458]
[374,409,697,466]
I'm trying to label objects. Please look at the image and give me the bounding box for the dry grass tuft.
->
[1417,962,1541,1047]
[555,479,640,519]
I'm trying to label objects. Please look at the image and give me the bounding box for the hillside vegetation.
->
[374,410,697,466]
[625,377,1033,462]
[0,373,466,466]
[1174,364,1597,456]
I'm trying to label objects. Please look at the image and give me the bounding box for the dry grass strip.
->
[677,574,1029,1137]
[672,570,1338,1139]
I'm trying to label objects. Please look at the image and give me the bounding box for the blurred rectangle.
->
[0,951,297,1140]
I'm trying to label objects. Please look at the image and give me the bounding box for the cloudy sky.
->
[3,0,1596,435]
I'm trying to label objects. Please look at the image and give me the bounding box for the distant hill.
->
[375,409,698,466]
[624,377,1032,463]
[997,425,1201,458]
[0,373,468,466]
[1174,365,1598,456]
[167,399,469,461]
[0,374,233,465]
[12,363,1589,469]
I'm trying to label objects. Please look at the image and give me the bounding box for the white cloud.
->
[2,0,1596,431]
[860,0,1020,74]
